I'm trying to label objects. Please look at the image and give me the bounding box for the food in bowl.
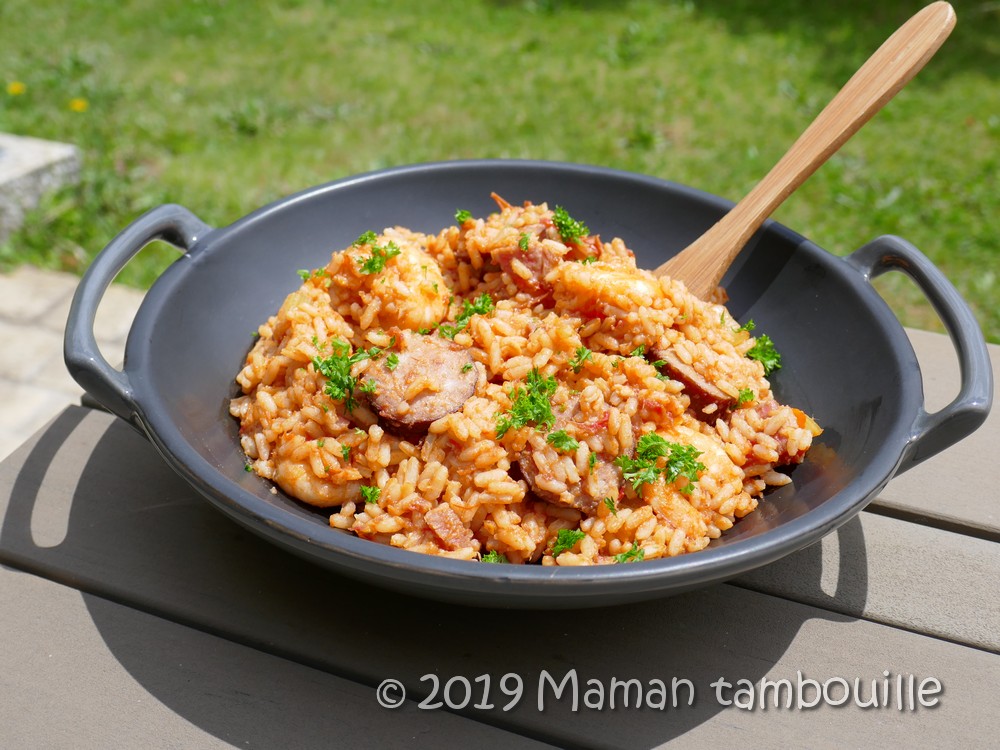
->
[230,194,821,565]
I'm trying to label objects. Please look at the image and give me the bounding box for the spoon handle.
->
[655,1,956,298]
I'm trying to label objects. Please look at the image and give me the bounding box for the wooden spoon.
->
[655,1,956,298]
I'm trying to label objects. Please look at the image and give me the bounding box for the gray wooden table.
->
[2,329,998,749]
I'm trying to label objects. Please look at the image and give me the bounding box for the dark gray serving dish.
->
[65,160,993,608]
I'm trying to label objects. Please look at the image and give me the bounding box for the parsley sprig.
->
[495,368,557,438]
[614,546,645,564]
[312,339,372,410]
[568,346,592,374]
[546,430,579,453]
[747,333,782,375]
[551,528,586,557]
[353,230,402,274]
[439,292,495,340]
[552,206,589,245]
[614,433,706,496]
[482,550,508,563]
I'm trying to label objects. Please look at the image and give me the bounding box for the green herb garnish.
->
[360,485,380,504]
[455,209,473,225]
[747,333,782,375]
[588,452,598,472]
[518,232,530,251]
[461,362,475,373]
[296,269,312,280]
[736,319,757,333]
[547,430,580,453]
[495,368,557,438]
[551,528,586,557]
[569,346,591,374]
[630,344,646,357]
[353,231,402,274]
[341,445,351,462]
[614,433,706,496]
[736,387,755,406]
[438,292,495,340]
[359,378,378,395]
[603,496,617,516]
[552,206,589,245]
[385,352,400,371]
[614,546,645,563]
[482,550,508,564]
[312,339,371,410]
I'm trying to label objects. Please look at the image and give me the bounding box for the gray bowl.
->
[65,160,993,608]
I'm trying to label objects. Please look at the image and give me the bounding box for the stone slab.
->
[0,133,80,243]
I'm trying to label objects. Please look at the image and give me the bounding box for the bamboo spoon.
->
[655,1,956,298]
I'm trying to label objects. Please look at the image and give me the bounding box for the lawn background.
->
[1,0,997,341]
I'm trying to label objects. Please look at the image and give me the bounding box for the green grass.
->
[1,0,998,341]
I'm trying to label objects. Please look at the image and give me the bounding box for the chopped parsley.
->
[547,430,580,452]
[747,333,782,375]
[455,209,473,225]
[359,378,378,395]
[518,232,530,251]
[495,368,557,438]
[385,352,400,371]
[360,485,380,504]
[317,438,326,448]
[296,269,311,280]
[614,433,706,496]
[341,445,351,462]
[569,346,592,374]
[552,206,589,245]
[438,292,495,340]
[578,255,598,264]
[736,387,755,406]
[551,528,586,557]
[353,231,402,274]
[243,462,253,473]
[588,452,598,472]
[481,550,508,564]
[736,318,757,333]
[630,344,646,357]
[312,339,372,410]
[603,496,618,516]
[461,362,475,373]
[614,546,645,563]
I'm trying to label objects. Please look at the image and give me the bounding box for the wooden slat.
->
[3,407,1000,747]
[734,511,1000,651]
[872,329,1000,538]
[0,565,557,750]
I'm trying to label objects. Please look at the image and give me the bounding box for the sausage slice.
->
[359,330,479,435]
[654,348,734,418]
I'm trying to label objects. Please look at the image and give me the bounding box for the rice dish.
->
[229,195,821,565]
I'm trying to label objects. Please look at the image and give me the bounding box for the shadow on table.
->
[2,409,869,749]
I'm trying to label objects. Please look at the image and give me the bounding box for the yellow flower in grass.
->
[68,97,88,113]
[6,81,26,96]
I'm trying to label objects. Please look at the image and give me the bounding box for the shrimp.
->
[548,260,662,317]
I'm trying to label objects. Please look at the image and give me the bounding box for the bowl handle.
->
[64,204,213,426]
[845,235,993,474]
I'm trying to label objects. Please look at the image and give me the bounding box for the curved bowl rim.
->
[121,159,918,603]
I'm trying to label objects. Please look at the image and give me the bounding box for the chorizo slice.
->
[654,348,734,418]
[517,432,621,515]
[359,330,479,435]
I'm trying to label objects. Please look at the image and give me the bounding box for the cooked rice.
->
[230,196,820,565]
